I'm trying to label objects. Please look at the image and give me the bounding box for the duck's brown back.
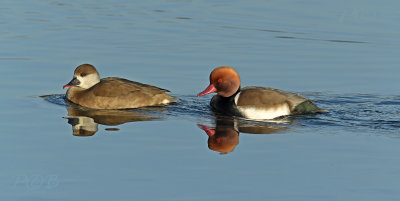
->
[236,86,307,111]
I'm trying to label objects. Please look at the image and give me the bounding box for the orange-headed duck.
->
[63,64,177,109]
[197,66,326,120]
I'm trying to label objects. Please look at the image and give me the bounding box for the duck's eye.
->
[217,78,223,83]
[80,73,87,77]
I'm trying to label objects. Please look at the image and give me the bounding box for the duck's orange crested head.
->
[197,66,241,97]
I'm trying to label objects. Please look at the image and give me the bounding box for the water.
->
[1,0,400,200]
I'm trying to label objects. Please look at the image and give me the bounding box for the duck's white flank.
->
[237,103,290,120]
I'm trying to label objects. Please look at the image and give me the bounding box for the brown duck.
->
[197,66,326,120]
[63,64,177,109]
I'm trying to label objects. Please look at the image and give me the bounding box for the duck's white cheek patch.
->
[77,74,100,89]
[237,104,290,120]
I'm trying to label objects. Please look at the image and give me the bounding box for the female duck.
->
[63,64,176,109]
[197,66,325,119]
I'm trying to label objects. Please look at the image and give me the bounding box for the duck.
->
[197,66,326,120]
[63,64,177,109]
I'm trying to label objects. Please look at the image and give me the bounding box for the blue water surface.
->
[1,1,400,201]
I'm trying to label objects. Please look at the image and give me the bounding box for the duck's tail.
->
[292,100,328,114]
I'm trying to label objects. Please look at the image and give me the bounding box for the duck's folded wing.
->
[90,77,169,97]
[236,87,306,109]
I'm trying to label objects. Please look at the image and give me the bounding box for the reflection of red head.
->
[198,124,239,154]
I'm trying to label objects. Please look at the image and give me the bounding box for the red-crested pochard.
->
[63,64,177,109]
[197,66,326,120]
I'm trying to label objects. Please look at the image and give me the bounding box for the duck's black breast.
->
[210,94,242,117]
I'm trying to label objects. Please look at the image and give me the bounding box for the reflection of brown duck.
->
[64,106,160,136]
[198,117,288,154]
[64,116,98,137]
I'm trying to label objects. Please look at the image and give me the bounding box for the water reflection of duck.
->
[64,116,98,136]
[198,117,288,154]
[64,106,160,136]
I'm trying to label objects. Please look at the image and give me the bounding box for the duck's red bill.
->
[197,84,217,97]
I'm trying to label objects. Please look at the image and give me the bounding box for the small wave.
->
[301,93,400,134]
[40,94,67,106]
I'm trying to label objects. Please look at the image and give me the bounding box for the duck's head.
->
[63,64,100,89]
[197,66,241,97]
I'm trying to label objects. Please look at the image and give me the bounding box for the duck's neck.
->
[233,88,241,97]
[66,87,86,102]
[222,88,241,99]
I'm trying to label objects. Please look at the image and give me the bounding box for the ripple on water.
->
[40,94,67,106]
[301,93,400,134]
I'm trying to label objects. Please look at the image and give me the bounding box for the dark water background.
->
[1,1,400,200]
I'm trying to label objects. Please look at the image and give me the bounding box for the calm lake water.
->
[1,0,400,200]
